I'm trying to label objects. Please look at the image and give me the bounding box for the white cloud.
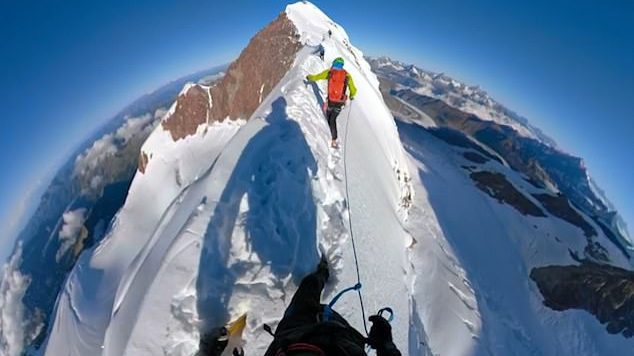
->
[154,107,168,121]
[90,175,104,190]
[74,133,118,176]
[56,208,87,262]
[74,109,162,178]
[197,71,225,85]
[0,243,42,356]
[114,113,153,142]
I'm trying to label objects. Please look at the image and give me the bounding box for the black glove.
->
[198,327,229,356]
[368,315,401,356]
[368,315,392,348]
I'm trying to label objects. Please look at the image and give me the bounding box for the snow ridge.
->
[43,2,413,355]
[43,2,633,355]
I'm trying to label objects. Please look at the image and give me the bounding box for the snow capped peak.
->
[42,3,412,355]
[286,1,349,46]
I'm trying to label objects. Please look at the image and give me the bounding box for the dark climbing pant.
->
[275,268,328,333]
[326,102,344,140]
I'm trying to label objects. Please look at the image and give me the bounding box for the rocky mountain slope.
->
[370,57,633,263]
[372,56,634,344]
[531,260,634,338]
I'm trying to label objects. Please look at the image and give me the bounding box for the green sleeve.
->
[306,69,330,82]
[347,73,357,98]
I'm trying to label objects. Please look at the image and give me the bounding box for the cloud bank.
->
[0,243,43,356]
[56,208,87,262]
[74,109,164,178]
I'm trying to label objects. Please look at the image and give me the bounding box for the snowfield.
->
[399,119,632,355]
[41,2,633,356]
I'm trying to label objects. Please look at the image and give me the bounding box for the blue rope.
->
[340,102,371,336]
[326,100,395,337]
[322,282,361,322]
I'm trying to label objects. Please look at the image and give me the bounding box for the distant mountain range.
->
[370,55,634,343]
[368,56,632,260]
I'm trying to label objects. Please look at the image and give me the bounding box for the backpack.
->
[327,69,349,104]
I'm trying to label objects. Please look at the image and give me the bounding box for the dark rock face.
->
[162,12,302,141]
[470,171,546,217]
[531,263,634,338]
[463,151,489,164]
[426,127,502,164]
[533,193,597,238]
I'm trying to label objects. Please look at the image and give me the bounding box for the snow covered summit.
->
[43,2,412,355]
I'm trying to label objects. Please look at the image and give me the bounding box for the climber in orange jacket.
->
[306,57,357,149]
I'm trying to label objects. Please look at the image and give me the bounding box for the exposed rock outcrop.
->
[426,127,502,164]
[463,151,489,164]
[532,193,596,237]
[162,12,302,141]
[161,85,211,141]
[531,262,634,338]
[138,151,149,174]
[470,171,546,217]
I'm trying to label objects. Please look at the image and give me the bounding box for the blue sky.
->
[1,0,632,256]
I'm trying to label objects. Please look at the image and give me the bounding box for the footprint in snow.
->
[327,150,343,181]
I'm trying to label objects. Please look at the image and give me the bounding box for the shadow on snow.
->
[196,97,320,331]
[396,119,540,355]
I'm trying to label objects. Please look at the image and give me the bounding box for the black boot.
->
[317,254,330,282]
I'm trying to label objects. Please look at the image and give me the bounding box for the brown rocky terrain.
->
[463,151,489,164]
[532,193,597,237]
[531,262,634,337]
[425,127,503,164]
[138,151,149,174]
[162,12,302,141]
[161,85,212,141]
[470,171,546,217]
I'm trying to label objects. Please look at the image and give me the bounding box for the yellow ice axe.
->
[227,314,247,336]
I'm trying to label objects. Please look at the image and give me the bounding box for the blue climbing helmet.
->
[332,57,344,69]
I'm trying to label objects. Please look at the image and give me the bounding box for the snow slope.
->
[43,3,412,355]
[42,2,633,356]
[399,119,633,355]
